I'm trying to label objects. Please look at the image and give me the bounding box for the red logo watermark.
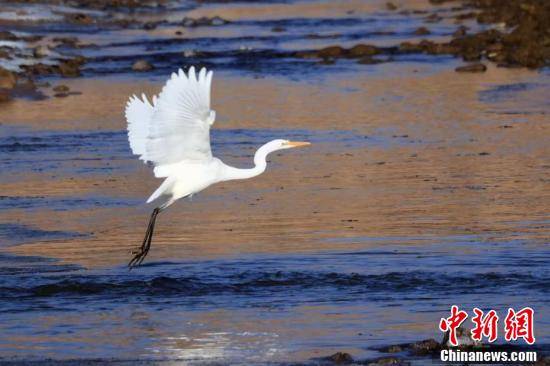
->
[471,308,499,343]
[439,305,469,346]
[504,307,535,345]
[439,306,535,346]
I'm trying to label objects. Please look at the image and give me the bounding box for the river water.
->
[0,0,549,364]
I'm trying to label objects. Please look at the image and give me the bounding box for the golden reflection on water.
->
[1,63,547,268]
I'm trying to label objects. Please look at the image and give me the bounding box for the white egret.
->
[125,66,310,268]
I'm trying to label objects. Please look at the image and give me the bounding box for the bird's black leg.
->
[137,210,159,266]
[128,207,160,269]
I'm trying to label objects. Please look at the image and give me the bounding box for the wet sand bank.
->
[2,64,548,268]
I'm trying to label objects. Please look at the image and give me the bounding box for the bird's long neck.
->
[221,143,273,181]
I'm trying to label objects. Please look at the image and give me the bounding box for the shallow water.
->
[1,0,549,364]
[1,237,548,362]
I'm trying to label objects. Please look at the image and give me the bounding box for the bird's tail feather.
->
[146,177,174,204]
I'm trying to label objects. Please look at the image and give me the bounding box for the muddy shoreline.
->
[1,0,548,103]
[320,337,549,365]
[1,342,548,365]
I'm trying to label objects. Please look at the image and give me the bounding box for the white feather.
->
[125,94,154,161]
[124,66,216,172]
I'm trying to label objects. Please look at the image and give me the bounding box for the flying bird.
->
[125,66,310,268]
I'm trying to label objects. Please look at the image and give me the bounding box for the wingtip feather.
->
[206,70,213,87]
[188,66,196,81]
[198,67,206,83]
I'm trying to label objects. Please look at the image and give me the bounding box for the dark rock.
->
[53,37,79,47]
[531,355,550,366]
[450,29,503,53]
[326,352,353,364]
[21,63,56,77]
[348,44,379,57]
[0,49,9,59]
[398,40,434,54]
[486,42,504,53]
[53,85,70,93]
[399,42,424,53]
[210,16,227,26]
[143,22,158,30]
[306,33,336,39]
[414,27,431,35]
[476,11,499,24]
[0,88,11,103]
[419,40,458,55]
[455,11,476,21]
[462,51,481,61]
[357,56,384,64]
[33,45,49,58]
[271,26,286,32]
[21,34,42,42]
[59,57,85,77]
[410,338,441,355]
[441,325,481,348]
[182,17,197,27]
[294,50,318,59]
[297,44,381,61]
[319,58,336,65]
[112,18,132,28]
[504,44,546,69]
[66,13,94,24]
[182,16,229,27]
[455,63,487,72]
[317,45,346,58]
[0,67,17,90]
[391,13,549,70]
[453,26,468,38]
[0,31,18,41]
[132,59,154,71]
[367,357,410,366]
[386,2,398,11]
[69,56,87,66]
[425,13,442,23]
[469,0,549,68]
[386,345,403,353]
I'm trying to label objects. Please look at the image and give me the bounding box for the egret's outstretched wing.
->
[126,93,156,161]
[148,66,215,165]
[125,66,216,173]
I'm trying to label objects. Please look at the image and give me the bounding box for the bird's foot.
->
[128,243,150,269]
[128,207,159,270]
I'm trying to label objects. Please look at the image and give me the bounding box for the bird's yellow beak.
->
[285,141,311,148]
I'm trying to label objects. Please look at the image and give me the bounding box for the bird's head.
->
[254,139,311,165]
[271,139,311,150]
